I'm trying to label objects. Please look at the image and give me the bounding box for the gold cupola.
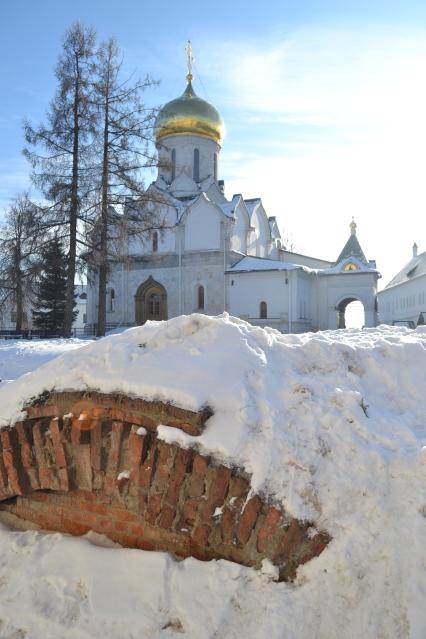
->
[155,43,225,145]
[155,75,225,145]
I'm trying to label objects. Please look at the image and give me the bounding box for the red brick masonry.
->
[0,391,330,581]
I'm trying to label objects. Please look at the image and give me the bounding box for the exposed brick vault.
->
[0,391,330,581]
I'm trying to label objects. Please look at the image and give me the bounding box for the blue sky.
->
[2,0,426,288]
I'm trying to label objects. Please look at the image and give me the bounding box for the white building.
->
[86,65,379,333]
[377,244,426,327]
[0,286,87,335]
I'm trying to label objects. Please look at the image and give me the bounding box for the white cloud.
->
[194,26,426,286]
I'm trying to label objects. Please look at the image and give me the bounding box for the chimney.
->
[413,242,418,258]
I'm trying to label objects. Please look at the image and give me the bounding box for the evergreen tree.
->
[32,236,75,333]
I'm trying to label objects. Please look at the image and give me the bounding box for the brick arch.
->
[0,391,330,582]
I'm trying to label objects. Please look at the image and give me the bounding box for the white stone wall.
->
[87,250,227,327]
[228,271,289,321]
[378,275,426,325]
[184,199,221,251]
[127,204,177,256]
[229,201,249,254]
[280,250,332,269]
[250,205,270,258]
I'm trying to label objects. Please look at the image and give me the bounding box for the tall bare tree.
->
[0,195,42,332]
[89,38,162,337]
[23,22,96,337]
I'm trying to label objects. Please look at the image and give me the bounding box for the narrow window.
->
[110,289,115,312]
[260,301,267,319]
[149,292,160,316]
[198,285,205,310]
[152,231,158,253]
[193,148,200,182]
[214,152,218,181]
[171,149,176,181]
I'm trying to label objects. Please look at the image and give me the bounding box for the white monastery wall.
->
[184,201,221,250]
[91,251,227,327]
[229,203,248,254]
[228,271,289,321]
[280,251,332,269]
[250,207,269,258]
[291,270,314,331]
[378,275,426,325]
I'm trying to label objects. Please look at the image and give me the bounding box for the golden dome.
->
[155,75,225,145]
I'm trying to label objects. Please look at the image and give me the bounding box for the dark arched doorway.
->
[336,297,365,329]
[135,277,168,325]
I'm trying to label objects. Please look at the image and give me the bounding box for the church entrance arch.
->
[135,277,168,325]
[336,297,365,329]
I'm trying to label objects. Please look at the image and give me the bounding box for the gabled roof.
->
[244,198,261,216]
[385,252,426,289]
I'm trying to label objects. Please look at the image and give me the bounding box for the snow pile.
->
[0,314,425,637]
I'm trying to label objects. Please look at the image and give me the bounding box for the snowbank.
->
[0,314,425,637]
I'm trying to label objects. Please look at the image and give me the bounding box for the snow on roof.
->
[1,314,426,634]
[227,256,312,273]
[218,201,235,218]
[385,251,426,288]
[244,198,261,215]
[320,256,378,275]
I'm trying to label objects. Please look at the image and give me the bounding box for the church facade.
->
[86,65,380,333]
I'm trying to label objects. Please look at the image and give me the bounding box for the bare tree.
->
[0,195,42,332]
[23,22,96,337]
[88,38,163,337]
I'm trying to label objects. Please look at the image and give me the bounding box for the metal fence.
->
[0,324,132,340]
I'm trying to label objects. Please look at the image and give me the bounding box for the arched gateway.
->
[336,297,365,329]
[135,277,167,325]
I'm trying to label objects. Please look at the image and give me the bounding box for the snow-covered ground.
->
[0,338,91,387]
[0,315,425,638]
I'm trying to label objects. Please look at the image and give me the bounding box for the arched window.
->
[193,148,200,182]
[152,231,158,253]
[197,285,205,310]
[171,149,176,181]
[110,288,115,312]
[260,301,267,319]
[213,152,218,181]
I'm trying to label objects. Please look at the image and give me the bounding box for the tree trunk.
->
[13,237,24,332]
[96,83,110,338]
[15,270,23,333]
[63,58,80,338]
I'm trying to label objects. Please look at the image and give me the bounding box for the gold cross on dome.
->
[185,40,194,78]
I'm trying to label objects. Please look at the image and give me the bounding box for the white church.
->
[86,55,380,334]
